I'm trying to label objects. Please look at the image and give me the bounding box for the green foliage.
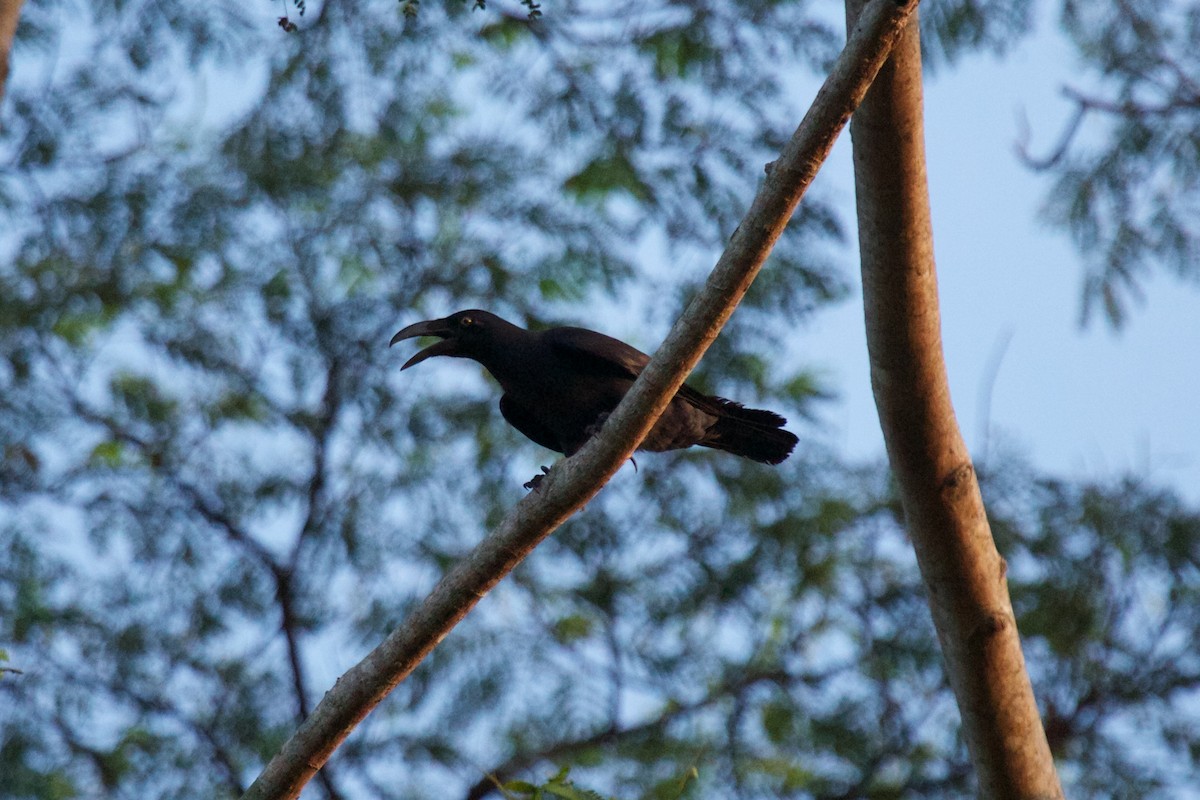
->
[986,472,1200,796]
[1035,0,1200,326]
[920,0,1035,68]
[923,0,1200,326]
[503,767,613,800]
[0,648,21,679]
[398,0,542,22]
[639,27,717,79]
[564,150,654,204]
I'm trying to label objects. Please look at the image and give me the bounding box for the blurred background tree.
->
[0,1,1197,798]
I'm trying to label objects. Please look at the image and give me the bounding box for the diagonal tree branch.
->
[844,1,1062,797]
[241,2,919,797]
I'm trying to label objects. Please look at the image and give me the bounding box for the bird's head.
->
[389,309,499,370]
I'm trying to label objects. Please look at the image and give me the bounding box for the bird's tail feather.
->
[698,398,798,465]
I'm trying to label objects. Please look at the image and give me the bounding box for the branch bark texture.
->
[844,3,1063,797]
[242,2,918,797]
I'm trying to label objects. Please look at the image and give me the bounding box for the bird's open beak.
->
[389,318,460,370]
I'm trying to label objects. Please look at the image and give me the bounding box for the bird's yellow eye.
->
[459,316,473,327]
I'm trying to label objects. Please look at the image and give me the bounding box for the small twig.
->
[975,327,1013,469]
[1015,100,1087,171]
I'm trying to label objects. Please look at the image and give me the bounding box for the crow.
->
[391,310,797,486]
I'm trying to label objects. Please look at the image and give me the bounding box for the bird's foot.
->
[523,465,552,491]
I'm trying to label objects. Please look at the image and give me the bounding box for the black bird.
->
[390,310,797,484]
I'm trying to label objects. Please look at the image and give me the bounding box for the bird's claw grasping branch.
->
[523,466,552,491]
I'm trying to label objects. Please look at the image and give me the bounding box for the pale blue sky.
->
[802,19,1200,499]
[195,5,1200,501]
[15,1,1196,502]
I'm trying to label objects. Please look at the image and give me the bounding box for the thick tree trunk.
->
[844,3,1063,798]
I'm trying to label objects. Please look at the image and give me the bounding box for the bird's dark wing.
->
[549,325,786,430]
[676,384,787,429]
[545,324,796,463]
[499,394,564,453]
[544,326,650,381]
